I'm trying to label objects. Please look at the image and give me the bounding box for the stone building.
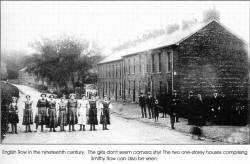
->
[97,20,248,102]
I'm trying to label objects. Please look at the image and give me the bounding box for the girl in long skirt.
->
[9,97,19,134]
[47,95,57,132]
[67,94,78,132]
[77,94,89,131]
[35,93,48,132]
[100,95,111,130]
[58,95,68,132]
[22,95,33,133]
[87,95,98,131]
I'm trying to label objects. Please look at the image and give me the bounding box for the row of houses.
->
[97,20,248,102]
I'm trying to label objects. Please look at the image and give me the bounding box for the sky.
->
[1,1,249,55]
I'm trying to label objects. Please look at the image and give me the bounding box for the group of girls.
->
[8,93,112,133]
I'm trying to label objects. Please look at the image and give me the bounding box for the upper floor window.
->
[152,54,155,73]
[128,59,131,75]
[133,58,136,74]
[159,53,162,72]
[167,51,173,72]
[139,54,142,73]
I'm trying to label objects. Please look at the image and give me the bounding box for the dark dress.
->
[22,101,33,125]
[9,103,19,124]
[87,100,98,125]
[35,99,48,125]
[58,100,68,126]
[47,100,57,128]
[67,99,78,125]
[100,101,111,125]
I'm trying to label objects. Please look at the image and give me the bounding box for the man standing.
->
[210,91,221,124]
[139,93,147,118]
[187,91,196,125]
[170,90,180,129]
[146,93,154,119]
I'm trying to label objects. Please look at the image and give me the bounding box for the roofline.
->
[97,58,122,65]
[98,20,246,64]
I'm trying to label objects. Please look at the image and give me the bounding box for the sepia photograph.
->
[1,1,249,145]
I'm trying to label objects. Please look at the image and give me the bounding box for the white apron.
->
[77,100,89,125]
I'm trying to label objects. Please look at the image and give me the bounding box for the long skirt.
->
[100,108,110,125]
[87,108,98,125]
[47,108,57,128]
[78,107,87,125]
[35,107,47,125]
[58,110,68,126]
[22,109,33,125]
[9,112,19,124]
[68,108,78,125]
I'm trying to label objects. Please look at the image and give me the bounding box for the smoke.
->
[166,23,180,34]
[202,6,220,23]
[182,18,198,30]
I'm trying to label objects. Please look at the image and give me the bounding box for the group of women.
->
[8,93,112,134]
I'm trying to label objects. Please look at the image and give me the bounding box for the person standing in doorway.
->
[9,97,19,134]
[139,93,147,118]
[22,95,33,133]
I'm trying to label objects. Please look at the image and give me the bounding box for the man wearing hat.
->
[187,91,196,125]
[146,92,154,119]
[210,91,221,124]
[35,93,48,132]
[139,93,147,118]
[68,93,78,131]
[169,90,180,129]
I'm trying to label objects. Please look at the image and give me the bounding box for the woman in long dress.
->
[87,95,98,131]
[9,96,19,134]
[35,93,48,132]
[67,94,78,132]
[58,95,68,132]
[77,94,89,131]
[22,95,33,133]
[47,94,57,132]
[100,95,111,130]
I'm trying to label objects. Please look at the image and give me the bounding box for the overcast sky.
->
[1,1,249,55]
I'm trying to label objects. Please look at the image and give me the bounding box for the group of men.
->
[138,89,246,130]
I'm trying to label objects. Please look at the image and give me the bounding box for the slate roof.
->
[98,20,219,64]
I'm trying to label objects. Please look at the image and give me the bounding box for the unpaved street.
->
[3,84,216,144]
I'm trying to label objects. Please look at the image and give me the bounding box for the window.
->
[152,55,155,73]
[167,51,172,72]
[128,81,130,95]
[128,59,131,74]
[159,81,162,95]
[159,53,162,72]
[133,58,136,74]
[139,54,142,73]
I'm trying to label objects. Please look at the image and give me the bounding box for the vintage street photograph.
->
[1,1,249,144]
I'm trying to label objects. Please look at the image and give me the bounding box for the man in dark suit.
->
[187,91,196,125]
[146,93,154,119]
[139,93,147,118]
[210,91,221,124]
[170,90,180,129]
